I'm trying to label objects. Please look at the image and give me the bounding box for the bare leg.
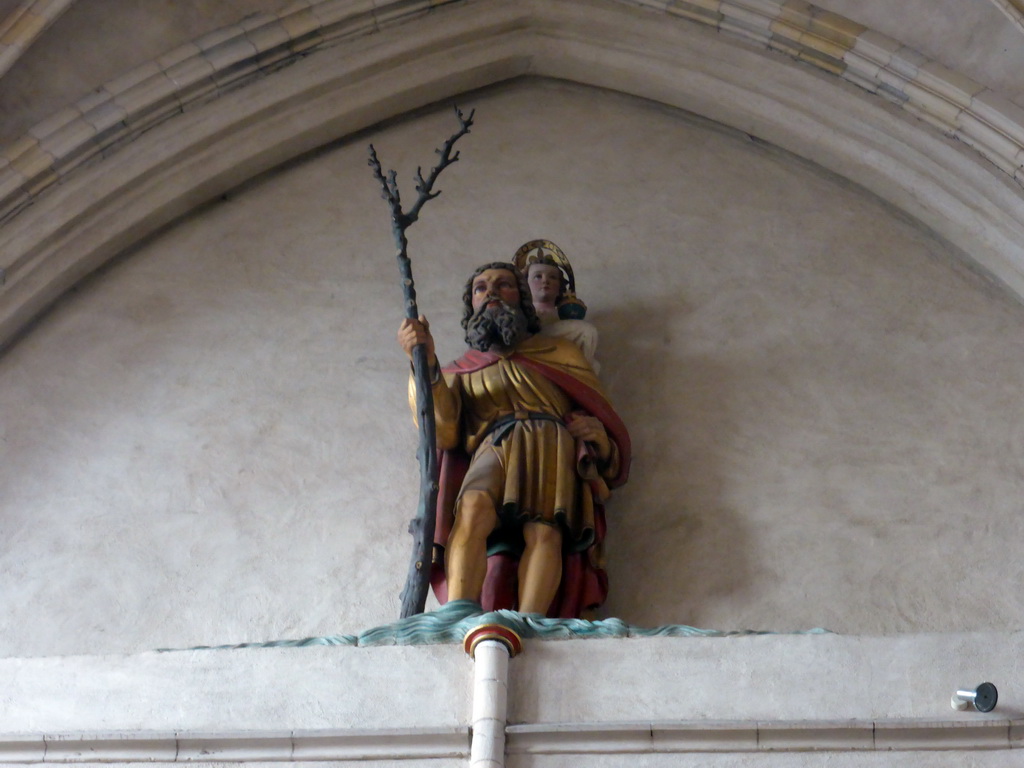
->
[517,522,562,614]
[446,490,498,602]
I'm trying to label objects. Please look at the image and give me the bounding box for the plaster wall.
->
[2,79,1024,658]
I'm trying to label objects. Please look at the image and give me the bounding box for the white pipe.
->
[470,639,510,768]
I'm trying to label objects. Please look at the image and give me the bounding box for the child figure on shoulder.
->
[513,239,600,375]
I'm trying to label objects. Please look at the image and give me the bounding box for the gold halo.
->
[512,239,576,294]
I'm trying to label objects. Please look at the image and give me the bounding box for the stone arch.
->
[1,0,1023,351]
[0,0,77,79]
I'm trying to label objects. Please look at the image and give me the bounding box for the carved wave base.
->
[173,599,833,651]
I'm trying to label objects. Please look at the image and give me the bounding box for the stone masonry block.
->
[726,0,779,15]
[31,0,72,15]
[808,9,866,50]
[113,71,180,122]
[887,45,927,80]
[798,28,848,61]
[81,98,128,134]
[0,160,27,201]
[240,17,294,71]
[956,110,1024,167]
[797,46,845,76]
[2,137,53,179]
[768,17,803,45]
[668,0,723,26]
[373,0,433,30]
[156,41,201,70]
[202,34,260,88]
[278,7,324,52]
[241,15,290,50]
[28,105,82,142]
[104,61,162,97]
[971,89,1024,146]
[311,0,376,32]
[850,29,901,67]
[164,55,217,105]
[722,3,773,35]
[911,82,971,119]
[74,89,110,115]
[37,117,97,163]
[278,0,313,13]
[841,49,881,83]
[916,61,985,106]
[194,25,242,52]
[777,0,812,27]
[0,10,45,45]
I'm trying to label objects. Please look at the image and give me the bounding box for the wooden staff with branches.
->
[368,106,475,618]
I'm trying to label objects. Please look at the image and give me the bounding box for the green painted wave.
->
[162,601,830,652]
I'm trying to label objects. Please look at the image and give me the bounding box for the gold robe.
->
[412,335,620,553]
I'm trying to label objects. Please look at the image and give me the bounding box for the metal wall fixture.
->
[951,682,998,712]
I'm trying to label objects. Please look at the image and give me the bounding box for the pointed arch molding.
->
[0,0,77,80]
[1,0,1024,348]
[990,0,1024,34]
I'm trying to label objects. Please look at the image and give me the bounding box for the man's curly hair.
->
[461,261,541,334]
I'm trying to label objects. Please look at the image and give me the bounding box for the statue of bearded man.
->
[397,262,630,617]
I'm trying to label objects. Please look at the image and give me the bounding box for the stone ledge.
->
[507,718,1019,753]
[1,631,1020,754]
[0,728,471,763]
[2,718,1019,762]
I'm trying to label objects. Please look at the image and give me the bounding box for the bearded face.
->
[465,300,531,351]
[460,264,540,350]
